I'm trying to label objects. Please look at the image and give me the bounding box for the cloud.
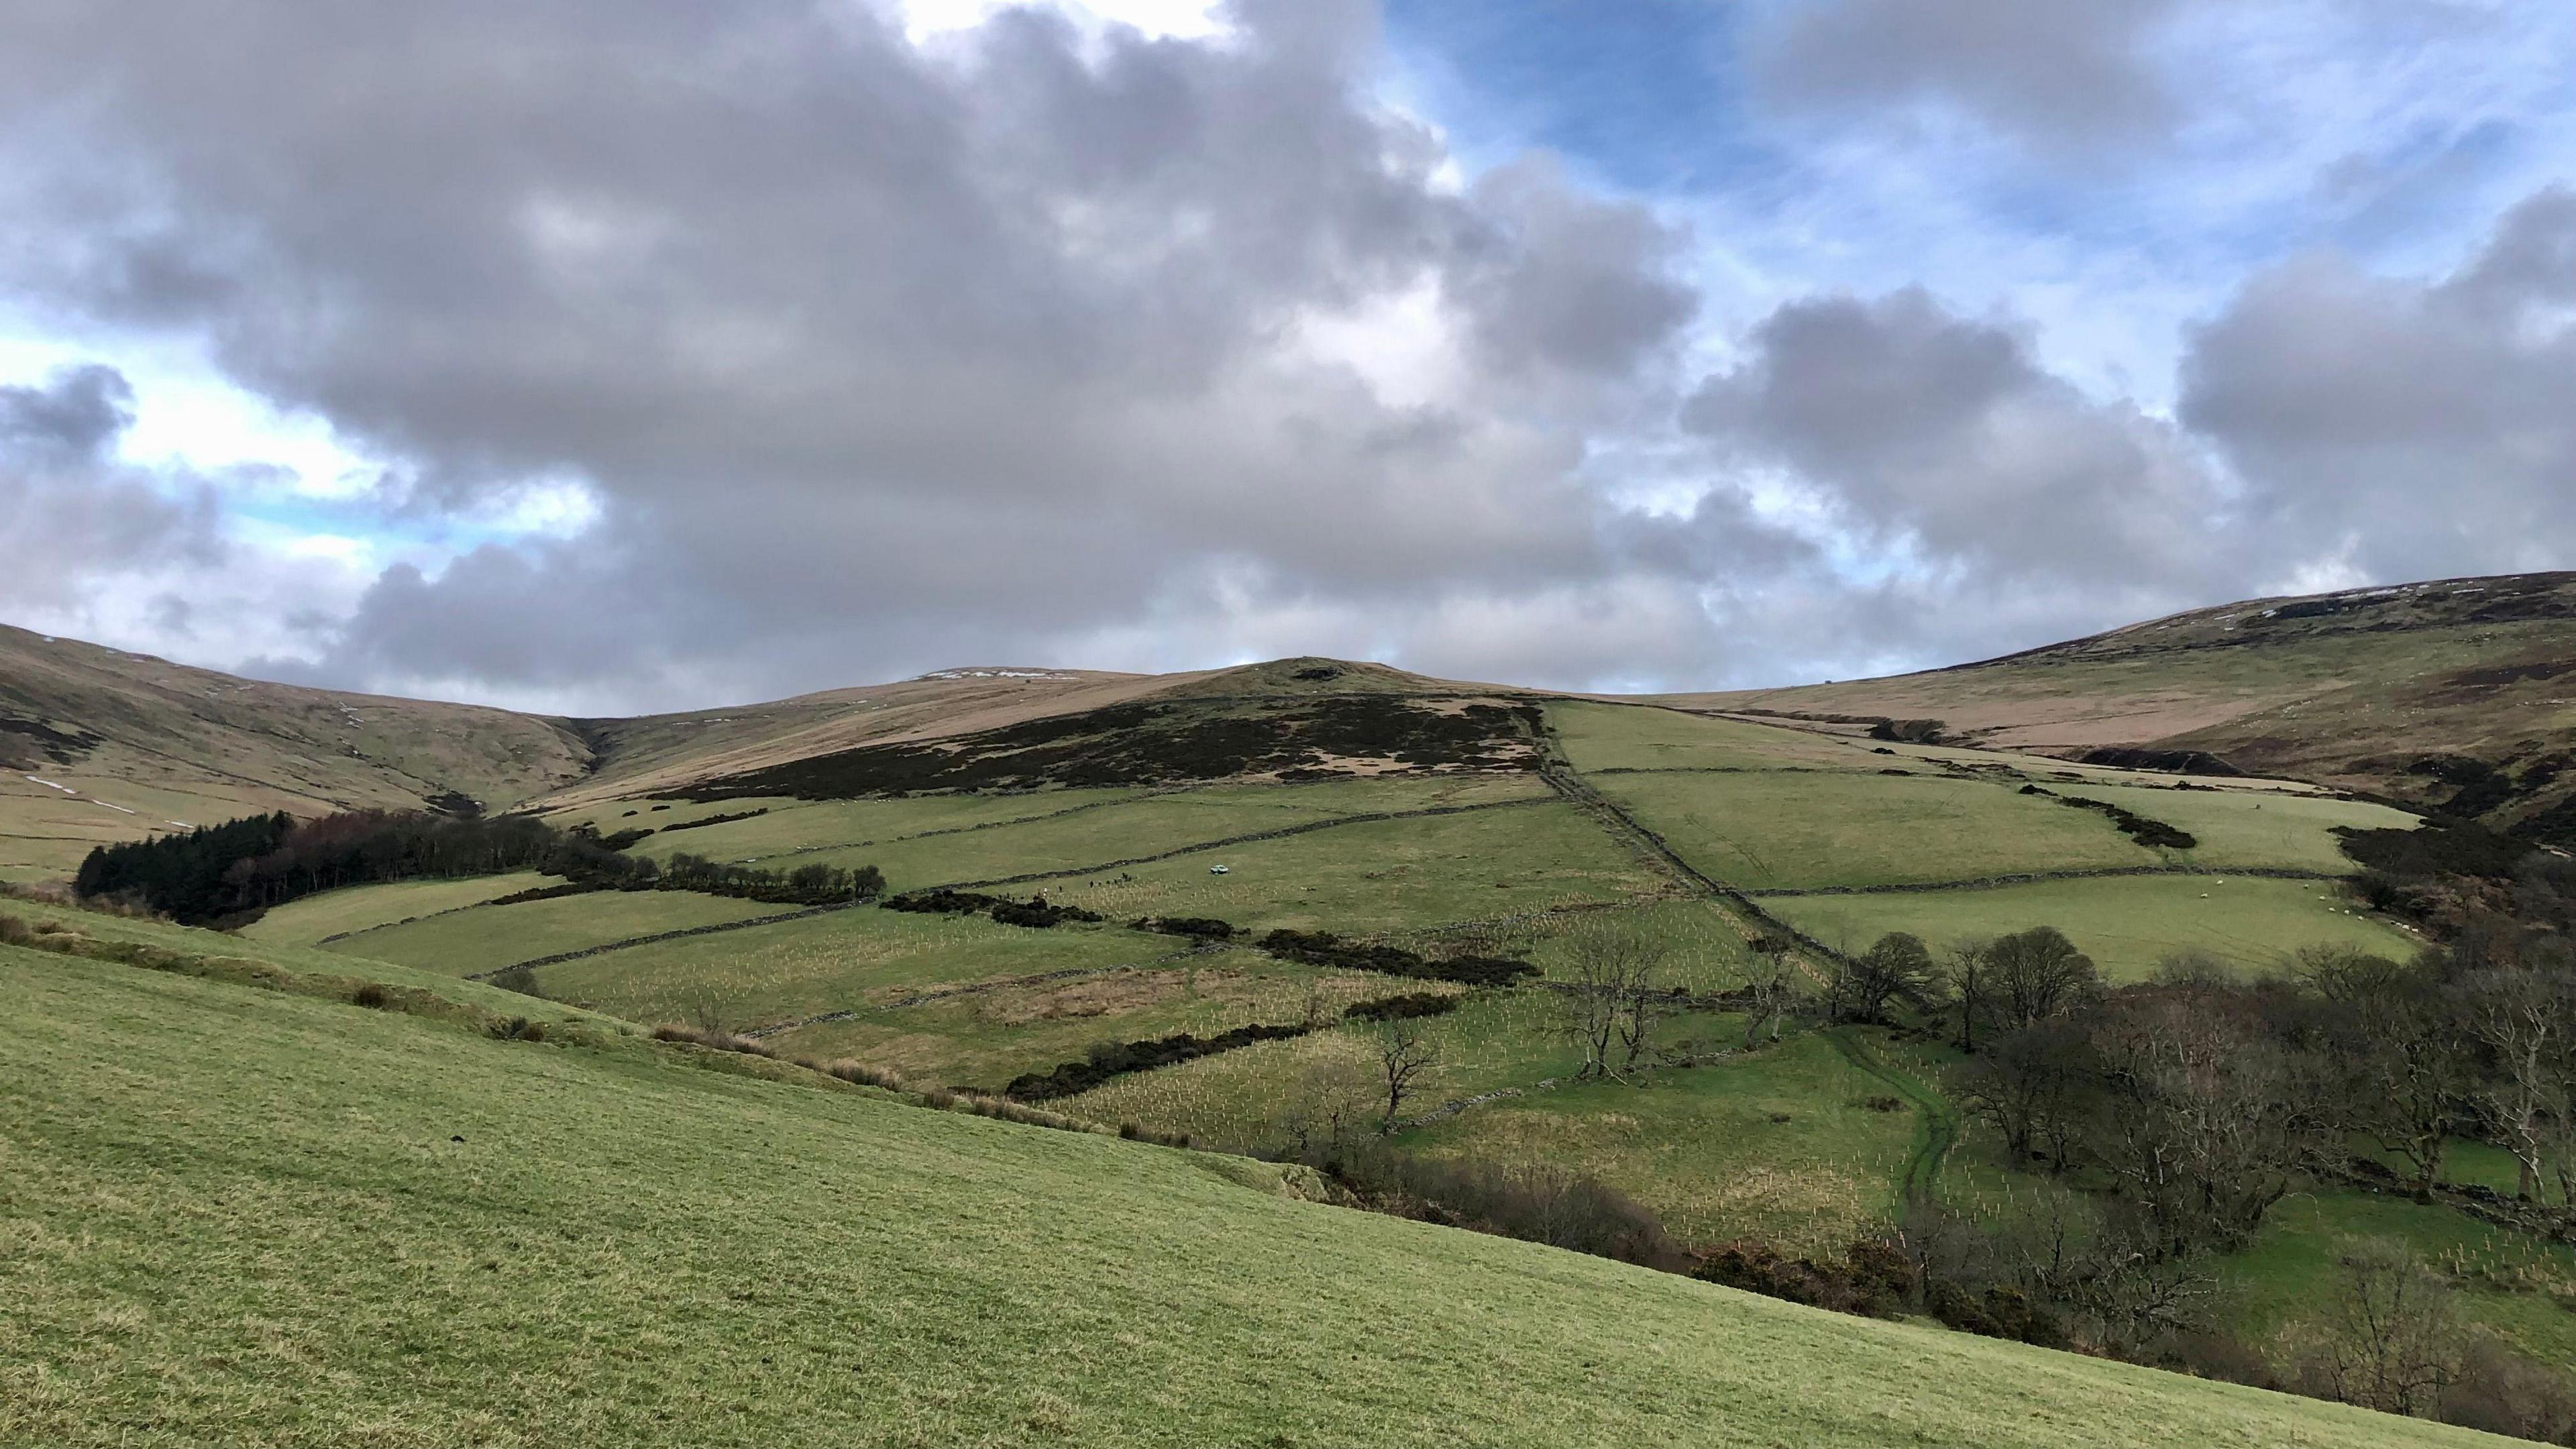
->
[1752,0,2186,148]
[0,364,224,612]
[0,0,1729,706]
[1684,288,2234,600]
[2180,185,2576,583]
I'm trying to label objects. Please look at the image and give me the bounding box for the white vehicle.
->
[1209,864,1230,875]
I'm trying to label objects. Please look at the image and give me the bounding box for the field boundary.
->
[463,902,849,980]
[922,794,1555,891]
[1746,865,2347,898]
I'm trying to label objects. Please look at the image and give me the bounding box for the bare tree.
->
[2296,1238,2461,1417]
[1835,931,1933,1024]
[2459,964,2576,1204]
[1552,924,1670,1080]
[1943,937,1992,1053]
[1741,936,1796,1050]
[2302,947,2473,1203]
[1376,1017,1438,1131]
[1986,926,2101,1034]
[1270,1055,1377,1162]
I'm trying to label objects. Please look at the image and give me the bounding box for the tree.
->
[1741,936,1797,1050]
[1269,1054,1377,1163]
[2302,947,2473,1203]
[1550,924,1672,1081]
[1943,938,1993,1053]
[1956,1019,2092,1169]
[1986,926,2100,1034]
[2080,989,2325,1257]
[1837,932,1933,1023]
[1376,1017,1438,1130]
[2296,1238,2461,1417]
[2459,963,2575,1205]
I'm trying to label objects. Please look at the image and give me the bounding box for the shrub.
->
[1342,1151,1688,1272]
[651,1022,775,1057]
[1695,1239,1913,1318]
[490,1016,547,1042]
[1341,991,1462,1024]
[821,1059,904,1090]
[1137,916,1237,941]
[1006,1022,1315,1101]
[350,982,390,1009]
[1256,928,1536,986]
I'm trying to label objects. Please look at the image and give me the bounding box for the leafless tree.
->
[1741,936,1796,1050]
[1833,931,1933,1023]
[2295,1238,2461,1417]
[1986,926,2101,1034]
[2301,946,2473,1202]
[2459,964,2576,1205]
[1376,1017,1438,1131]
[1270,1055,1377,1161]
[1943,937,1993,1053]
[1552,923,1670,1080]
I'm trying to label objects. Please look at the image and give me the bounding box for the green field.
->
[1550,699,1868,772]
[783,774,1552,891]
[2051,783,2416,873]
[240,872,558,947]
[1,935,2498,1447]
[1597,768,2171,890]
[533,908,1187,1030]
[326,890,799,976]
[1766,875,2420,981]
[1018,796,1664,933]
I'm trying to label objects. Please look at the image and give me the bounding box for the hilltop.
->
[1685,572,2576,843]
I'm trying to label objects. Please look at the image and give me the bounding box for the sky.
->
[1,0,2571,714]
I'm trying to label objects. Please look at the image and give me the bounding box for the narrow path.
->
[1823,1026,1956,1205]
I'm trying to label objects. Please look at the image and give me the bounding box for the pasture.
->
[4,936,2479,1448]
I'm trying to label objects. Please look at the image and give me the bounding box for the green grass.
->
[2049,784,2415,873]
[2,943,2489,1448]
[532,908,1183,1031]
[1597,769,2170,890]
[238,873,558,947]
[600,789,1150,863]
[1766,875,2420,981]
[780,774,1551,891]
[1015,798,1664,934]
[1399,1028,1923,1252]
[765,955,1442,1091]
[2224,1190,2576,1371]
[1549,699,1869,773]
[325,892,799,976]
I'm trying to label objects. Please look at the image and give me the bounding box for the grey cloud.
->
[2180,186,2576,583]
[0,0,1712,705]
[0,364,223,611]
[1684,288,2235,596]
[1754,0,2184,146]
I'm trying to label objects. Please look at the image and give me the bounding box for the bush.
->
[651,1022,775,1057]
[1006,1022,1315,1101]
[1137,916,1236,941]
[1256,928,1536,986]
[490,1016,547,1042]
[350,982,390,1009]
[1341,991,1461,1023]
[1340,1151,1688,1272]
[1694,1239,1913,1318]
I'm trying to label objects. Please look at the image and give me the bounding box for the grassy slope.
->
[239,871,557,947]
[1,943,2496,1448]
[1770,876,2419,981]
[327,892,800,976]
[1690,574,2576,830]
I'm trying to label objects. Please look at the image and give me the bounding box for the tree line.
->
[76,810,884,925]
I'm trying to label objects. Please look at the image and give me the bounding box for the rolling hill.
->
[0,906,2505,1448]
[1683,572,2576,843]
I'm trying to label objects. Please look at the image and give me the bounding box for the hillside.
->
[0,910,2498,1448]
[1684,573,2576,843]
[0,625,592,880]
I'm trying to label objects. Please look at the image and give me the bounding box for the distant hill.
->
[9,572,2572,880]
[1678,572,2576,845]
